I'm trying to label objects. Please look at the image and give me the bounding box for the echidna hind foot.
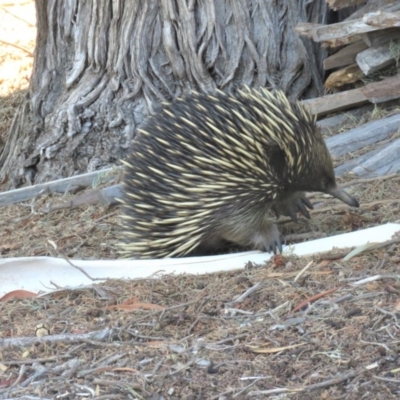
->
[212,219,283,255]
[247,223,283,254]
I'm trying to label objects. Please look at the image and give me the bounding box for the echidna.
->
[119,86,359,259]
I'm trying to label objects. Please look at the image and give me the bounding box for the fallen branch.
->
[0,167,119,206]
[249,367,369,396]
[0,328,117,349]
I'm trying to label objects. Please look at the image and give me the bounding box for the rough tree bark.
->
[0,0,329,187]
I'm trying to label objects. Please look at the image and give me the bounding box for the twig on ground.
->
[292,286,342,313]
[248,367,366,395]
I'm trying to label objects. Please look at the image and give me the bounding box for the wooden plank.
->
[308,8,400,43]
[361,27,400,47]
[326,113,400,157]
[351,137,400,176]
[294,23,323,39]
[302,88,368,117]
[361,74,400,103]
[0,168,118,206]
[323,35,363,49]
[304,75,400,117]
[334,144,388,176]
[324,41,368,70]
[325,63,364,89]
[356,44,395,75]
[41,185,123,212]
[363,11,400,28]
[312,19,382,43]
[346,1,400,22]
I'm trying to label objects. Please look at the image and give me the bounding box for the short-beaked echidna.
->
[119,86,359,259]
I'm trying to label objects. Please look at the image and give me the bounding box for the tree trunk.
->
[0,0,329,187]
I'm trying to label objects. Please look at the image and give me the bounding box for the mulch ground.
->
[2,2,400,399]
[0,173,399,400]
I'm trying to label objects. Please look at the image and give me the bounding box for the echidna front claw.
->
[300,196,314,211]
[275,236,283,254]
[272,192,313,221]
[296,198,311,219]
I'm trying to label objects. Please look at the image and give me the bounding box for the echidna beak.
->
[327,186,359,208]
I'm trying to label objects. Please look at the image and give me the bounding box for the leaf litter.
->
[0,175,400,399]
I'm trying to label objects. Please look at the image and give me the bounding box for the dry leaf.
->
[0,290,37,301]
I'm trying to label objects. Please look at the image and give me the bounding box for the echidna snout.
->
[326,185,359,208]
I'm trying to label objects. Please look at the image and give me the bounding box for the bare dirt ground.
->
[1,1,400,399]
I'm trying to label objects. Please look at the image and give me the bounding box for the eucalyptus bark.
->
[0,0,328,187]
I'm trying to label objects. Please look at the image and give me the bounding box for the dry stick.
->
[292,286,342,313]
[232,282,263,303]
[0,328,116,349]
[351,274,400,287]
[294,261,313,282]
[1,354,74,366]
[233,378,267,398]
[249,368,364,396]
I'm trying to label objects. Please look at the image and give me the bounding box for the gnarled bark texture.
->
[0,0,328,186]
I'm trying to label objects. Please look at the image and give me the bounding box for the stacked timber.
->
[296,0,400,92]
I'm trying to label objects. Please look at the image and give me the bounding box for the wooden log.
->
[326,113,400,157]
[356,44,395,75]
[334,144,387,176]
[325,63,364,88]
[312,19,383,43]
[324,41,368,70]
[361,74,400,103]
[303,88,368,117]
[326,0,367,11]
[323,35,364,49]
[363,11,400,28]
[351,137,400,176]
[346,1,400,22]
[294,23,323,39]
[305,75,400,117]
[361,27,400,47]
[304,7,400,44]
[0,168,118,206]
[372,155,400,176]
[41,185,123,212]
